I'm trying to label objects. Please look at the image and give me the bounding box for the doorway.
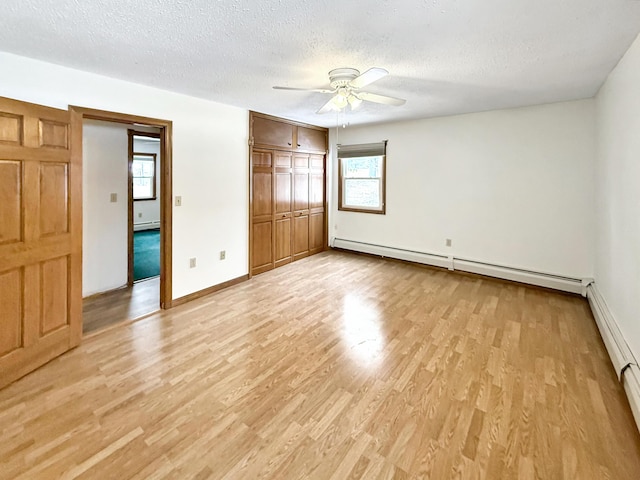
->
[72,107,173,334]
[128,130,162,285]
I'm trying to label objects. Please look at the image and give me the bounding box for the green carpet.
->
[134,229,160,281]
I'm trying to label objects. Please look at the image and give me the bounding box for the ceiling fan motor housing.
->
[328,68,360,89]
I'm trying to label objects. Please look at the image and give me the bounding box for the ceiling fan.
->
[273,67,406,114]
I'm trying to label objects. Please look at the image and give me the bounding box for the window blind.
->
[337,141,387,158]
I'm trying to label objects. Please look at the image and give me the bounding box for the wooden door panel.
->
[275,172,292,215]
[253,150,272,167]
[296,126,326,152]
[293,215,309,260]
[40,163,69,237]
[293,154,308,168]
[310,154,324,169]
[310,172,324,210]
[0,113,23,144]
[309,213,324,254]
[252,116,294,149]
[252,221,273,273]
[0,161,22,245]
[0,268,22,356]
[275,218,292,267]
[39,120,69,149]
[293,172,309,212]
[252,171,272,218]
[275,151,292,168]
[41,256,69,334]
[0,96,80,389]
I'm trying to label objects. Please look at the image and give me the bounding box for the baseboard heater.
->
[587,284,640,431]
[331,238,587,295]
[134,221,160,231]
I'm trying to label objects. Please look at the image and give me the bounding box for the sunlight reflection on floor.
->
[342,293,385,368]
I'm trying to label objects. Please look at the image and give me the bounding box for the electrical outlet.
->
[175,196,182,207]
[219,250,226,260]
[110,193,117,203]
[446,239,452,247]
[189,257,196,268]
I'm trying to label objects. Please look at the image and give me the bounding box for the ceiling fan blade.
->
[358,91,406,106]
[273,86,335,94]
[317,96,338,114]
[349,67,389,89]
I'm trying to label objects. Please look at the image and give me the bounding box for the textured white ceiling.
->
[1,0,640,127]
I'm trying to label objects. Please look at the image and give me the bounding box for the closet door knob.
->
[287,142,292,146]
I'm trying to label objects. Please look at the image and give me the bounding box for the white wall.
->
[0,52,249,300]
[133,137,161,227]
[595,33,640,361]
[331,100,596,278]
[83,120,129,296]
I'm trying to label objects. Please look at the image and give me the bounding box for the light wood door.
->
[274,152,292,268]
[0,96,82,389]
[309,154,325,254]
[251,150,273,275]
[293,154,309,261]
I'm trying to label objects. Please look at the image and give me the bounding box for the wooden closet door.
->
[292,154,310,261]
[251,150,273,275]
[0,96,82,389]
[274,151,292,267]
[309,154,325,254]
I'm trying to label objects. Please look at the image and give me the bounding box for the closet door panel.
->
[309,212,324,254]
[275,217,292,267]
[252,221,273,274]
[293,215,309,260]
[309,171,324,210]
[293,172,309,212]
[275,172,292,215]
[252,171,272,219]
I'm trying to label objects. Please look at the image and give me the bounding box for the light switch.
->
[110,193,117,203]
[175,196,182,207]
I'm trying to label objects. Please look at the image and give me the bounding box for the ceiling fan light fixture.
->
[332,95,348,109]
[348,94,363,110]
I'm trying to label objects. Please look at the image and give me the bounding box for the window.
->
[338,141,386,214]
[132,153,156,200]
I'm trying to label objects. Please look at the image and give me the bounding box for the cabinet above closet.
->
[251,112,327,154]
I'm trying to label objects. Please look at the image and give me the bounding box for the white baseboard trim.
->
[331,238,587,295]
[586,284,640,431]
[332,238,451,269]
[587,284,635,378]
[134,221,160,232]
[624,367,640,433]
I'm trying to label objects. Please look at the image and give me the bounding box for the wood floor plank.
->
[82,276,160,334]
[2,250,640,479]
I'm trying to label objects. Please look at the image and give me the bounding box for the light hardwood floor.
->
[2,251,640,479]
[82,277,160,334]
